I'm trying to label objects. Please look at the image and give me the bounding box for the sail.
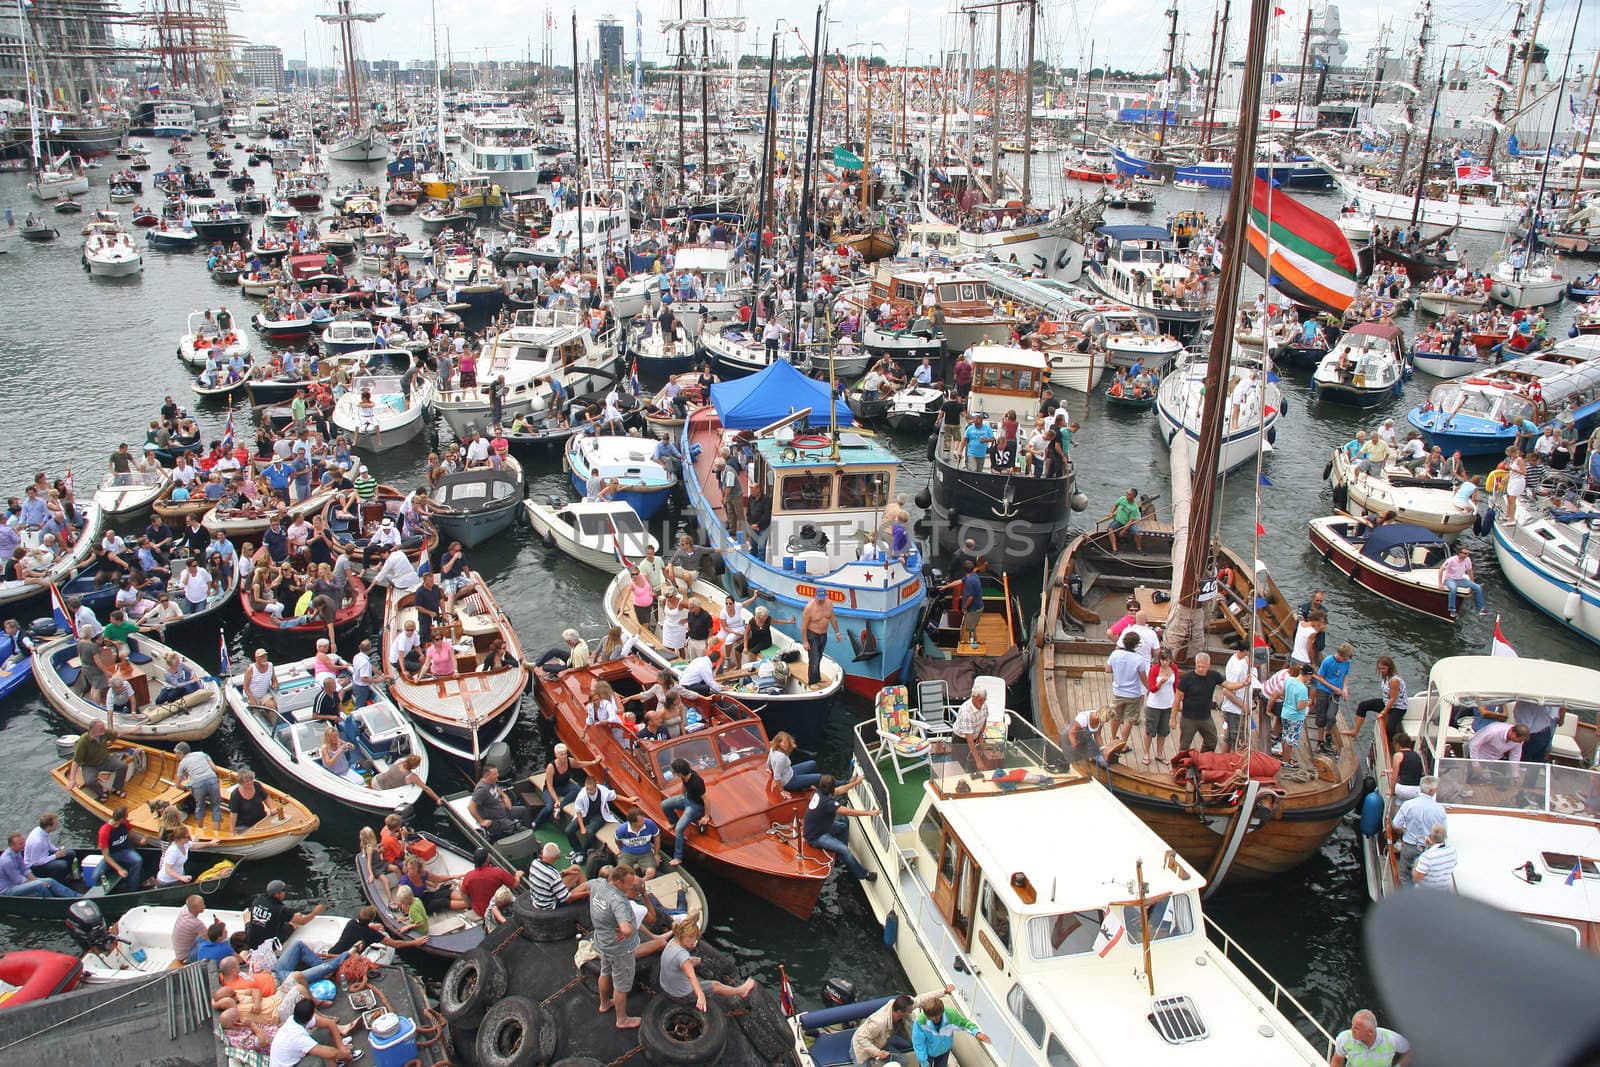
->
[1244,177,1358,316]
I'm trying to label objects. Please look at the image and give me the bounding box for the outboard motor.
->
[64,899,113,953]
[27,618,61,642]
[392,802,417,827]
[482,741,514,780]
[822,976,857,1008]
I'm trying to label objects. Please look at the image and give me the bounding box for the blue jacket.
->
[911,1006,979,1061]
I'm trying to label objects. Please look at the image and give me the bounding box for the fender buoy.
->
[1322,459,1333,481]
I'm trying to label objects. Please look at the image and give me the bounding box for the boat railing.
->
[1435,756,1600,822]
[851,725,897,853]
[1204,914,1337,1057]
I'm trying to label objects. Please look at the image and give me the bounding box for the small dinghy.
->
[356,830,484,958]
[20,222,60,242]
[53,198,83,216]
[427,458,525,548]
[332,367,437,452]
[564,434,677,520]
[190,360,252,398]
[32,632,226,742]
[523,498,658,571]
[50,740,319,860]
[224,655,429,813]
[251,309,314,341]
[0,950,82,1006]
[92,467,172,517]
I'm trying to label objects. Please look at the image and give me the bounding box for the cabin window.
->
[979,882,1012,953]
[938,284,962,304]
[1045,1035,1079,1066]
[916,810,944,859]
[1006,983,1048,1046]
[560,340,586,365]
[779,473,832,511]
[1121,895,1195,944]
[657,737,718,780]
[1525,918,1582,948]
[894,282,919,302]
[836,472,889,510]
[937,835,958,886]
[1027,909,1105,959]
[714,724,765,766]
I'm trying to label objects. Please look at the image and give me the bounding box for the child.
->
[1278,662,1310,767]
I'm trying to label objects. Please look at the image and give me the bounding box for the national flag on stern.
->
[1093,908,1126,957]
[1491,616,1517,658]
[49,582,76,636]
[778,965,796,1016]
[221,410,235,451]
[218,630,230,676]
[1244,178,1359,317]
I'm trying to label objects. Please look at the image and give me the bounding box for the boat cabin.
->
[479,308,594,379]
[670,245,743,293]
[866,267,996,329]
[901,222,961,259]
[747,431,901,574]
[961,345,1049,421]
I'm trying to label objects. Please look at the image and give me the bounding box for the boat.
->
[649,245,751,336]
[1488,255,1566,309]
[201,487,335,540]
[683,361,925,696]
[382,571,524,765]
[80,226,143,278]
[1362,656,1600,928]
[883,382,944,431]
[250,307,314,341]
[354,830,484,958]
[640,372,705,436]
[1311,322,1409,407]
[625,320,698,378]
[143,222,198,251]
[319,316,377,354]
[1115,141,1334,191]
[927,346,1088,571]
[224,656,428,812]
[522,498,657,572]
[855,265,1018,354]
[1416,287,1489,317]
[28,154,89,199]
[699,321,783,378]
[1156,348,1284,473]
[564,434,676,521]
[1083,225,1211,335]
[19,221,59,242]
[1064,151,1118,182]
[523,187,630,267]
[331,365,437,453]
[1408,337,1600,456]
[434,308,620,438]
[240,574,369,639]
[0,503,102,610]
[32,632,225,741]
[428,458,525,548]
[322,483,439,571]
[175,308,249,367]
[0,850,238,922]
[1326,447,1475,536]
[1306,518,1454,619]
[49,740,319,859]
[602,570,844,746]
[534,658,829,919]
[1490,494,1600,646]
[0,951,82,1007]
[1034,519,1362,887]
[842,705,1331,1065]
[1080,306,1185,370]
[76,904,386,983]
[1331,173,1523,234]
[92,467,172,517]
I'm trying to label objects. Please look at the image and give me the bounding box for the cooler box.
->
[369,1014,418,1067]
[407,838,437,862]
[81,855,105,884]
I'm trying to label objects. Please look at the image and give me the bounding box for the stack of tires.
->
[438,897,800,1066]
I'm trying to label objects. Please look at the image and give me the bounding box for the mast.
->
[1507,0,1546,149]
[753,29,779,332]
[431,0,443,157]
[1387,0,1430,196]
[1203,0,1232,151]
[1171,0,1274,654]
[677,0,687,191]
[317,0,382,133]
[16,0,40,169]
[572,14,585,270]
[1485,0,1526,161]
[1573,49,1600,197]
[792,3,825,349]
[860,61,873,216]
[1021,0,1036,200]
[1157,3,1178,147]
[988,9,1001,197]
[1525,0,1584,247]
[1409,58,1446,227]
[1081,40,1093,148]
[701,0,711,183]
[1291,6,1312,142]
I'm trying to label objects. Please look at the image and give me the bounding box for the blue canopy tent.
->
[708,359,855,430]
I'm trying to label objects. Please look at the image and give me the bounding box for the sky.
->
[229,0,1597,85]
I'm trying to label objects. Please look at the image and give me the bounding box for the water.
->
[0,155,1591,1032]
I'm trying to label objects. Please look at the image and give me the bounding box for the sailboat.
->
[1036,68,1364,892]
[16,9,88,202]
[319,0,389,163]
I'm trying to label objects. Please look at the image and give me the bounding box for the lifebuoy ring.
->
[791,434,831,450]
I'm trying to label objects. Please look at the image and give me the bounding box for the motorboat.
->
[143,221,198,251]
[654,244,750,335]
[1488,255,1566,309]
[428,457,525,548]
[855,265,1018,354]
[1326,447,1476,536]
[92,467,172,517]
[0,504,100,609]
[1079,306,1184,370]
[1409,337,1600,456]
[1416,285,1489,317]
[1491,495,1600,646]
[0,847,240,923]
[32,633,226,742]
[80,225,143,278]
[353,830,487,958]
[331,366,437,453]
[1042,342,1110,395]
[700,321,782,378]
[29,155,89,200]
[190,359,252,399]
[321,483,438,576]
[523,188,630,267]
[382,572,524,765]
[176,308,249,367]
[884,382,944,431]
[523,498,657,571]
[319,316,377,354]
[625,319,698,378]
[250,307,313,342]
[1083,225,1211,335]
[183,198,248,243]
[564,434,677,520]
[239,573,368,640]
[1156,348,1284,474]
[1306,518,1454,619]
[201,487,335,540]
[223,656,428,813]
[1311,322,1409,407]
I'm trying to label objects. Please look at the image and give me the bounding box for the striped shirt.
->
[353,474,377,500]
[525,858,570,909]
[1412,843,1458,889]
[1330,1027,1411,1067]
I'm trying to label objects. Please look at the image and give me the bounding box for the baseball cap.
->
[266,879,287,895]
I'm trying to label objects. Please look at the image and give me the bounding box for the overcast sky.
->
[232,0,1596,85]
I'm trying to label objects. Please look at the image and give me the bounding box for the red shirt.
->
[460,865,517,916]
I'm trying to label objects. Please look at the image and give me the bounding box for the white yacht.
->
[458,111,551,194]
[527,188,630,267]
[81,222,143,278]
[1488,254,1566,309]
[1079,306,1184,369]
[1084,225,1210,335]
[845,709,1331,1065]
[149,102,196,137]
[1156,349,1284,474]
[1491,493,1600,647]
[660,244,751,335]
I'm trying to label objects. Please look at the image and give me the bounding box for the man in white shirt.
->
[180,560,214,614]
[350,639,377,705]
[70,597,102,639]
[464,433,491,468]
[269,998,354,1066]
[1124,612,1160,667]
[388,619,423,674]
[371,545,420,592]
[1220,647,1257,753]
[678,653,723,696]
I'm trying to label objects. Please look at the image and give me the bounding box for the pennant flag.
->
[1259,472,1274,487]
[49,582,76,637]
[1267,109,1284,120]
[1273,5,1286,13]
[1244,177,1360,316]
[1485,64,1500,78]
[217,630,230,678]
[1491,616,1517,657]
[1568,861,1583,886]
[1093,908,1126,957]
[778,964,796,1016]
[1269,73,1285,84]
[1256,522,1267,537]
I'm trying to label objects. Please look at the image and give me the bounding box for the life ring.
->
[791,434,831,450]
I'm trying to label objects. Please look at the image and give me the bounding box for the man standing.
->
[1329,1009,1411,1067]
[1219,647,1257,754]
[1310,643,1354,753]
[246,879,327,948]
[1175,653,1225,754]
[1103,630,1147,752]
[961,412,994,473]
[1439,545,1486,618]
[745,480,772,557]
[1391,775,1447,887]
[590,865,645,1030]
[1103,488,1145,553]
[940,559,986,652]
[1513,700,1565,764]
[800,590,842,690]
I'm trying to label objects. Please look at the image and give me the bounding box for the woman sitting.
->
[319,726,365,785]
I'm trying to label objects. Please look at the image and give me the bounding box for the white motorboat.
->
[611,272,654,319]
[31,632,225,742]
[884,383,944,431]
[81,225,143,277]
[564,434,678,521]
[1079,306,1184,369]
[326,125,390,163]
[1415,287,1489,317]
[842,709,1331,1065]
[525,188,630,266]
[93,467,173,517]
[29,155,90,200]
[1083,224,1211,334]
[176,308,250,367]
[332,369,437,453]
[1042,344,1108,394]
[1156,349,1283,473]
[80,906,391,983]
[1326,448,1475,536]
[1311,322,1409,407]
[0,503,102,608]
[1491,496,1600,646]
[657,244,750,335]
[523,498,657,571]
[320,316,378,354]
[1488,256,1566,308]
[223,657,429,814]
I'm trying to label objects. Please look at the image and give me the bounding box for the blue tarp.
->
[1357,523,1443,562]
[709,358,855,430]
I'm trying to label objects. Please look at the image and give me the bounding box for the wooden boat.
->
[240,573,368,640]
[225,657,427,812]
[201,487,335,539]
[150,484,214,524]
[355,830,484,958]
[92,468,172,517]
[1033,519,1363,888]
[50,740,318,859]
[0,849,240,921]
[382,572,524,765]
[602,571,844,744]
[189,364,252,399]
[78,905,385,983]
[428,458,525,549]
[640,372,706,435]
[32,633,226,742]
[523,498,657,572]
[534,658,829,919]
[321,484,438,573]
[833,229,898,262]
[1307,517,1454,619]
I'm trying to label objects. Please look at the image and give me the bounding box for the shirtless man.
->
[800,590,842,691]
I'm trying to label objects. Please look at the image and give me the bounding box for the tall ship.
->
[2,0,139,157]
[318,0,388,162]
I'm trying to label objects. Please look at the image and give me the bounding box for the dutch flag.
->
[217,630,230,678]
[49,581,76,637]
[221,410,235,452]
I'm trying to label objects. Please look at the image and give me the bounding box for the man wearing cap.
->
[460,847,519,917]
[800,588,842,690]
[962,411,995,472]
[352,464,377,501]
[246,879,327,950]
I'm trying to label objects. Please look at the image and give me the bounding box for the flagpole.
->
[1136,858,1153,995]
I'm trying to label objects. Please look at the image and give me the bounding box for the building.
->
[241,44,283,93]
[598,19,623,76]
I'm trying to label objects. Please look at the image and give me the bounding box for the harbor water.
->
[0,159,1591,1031]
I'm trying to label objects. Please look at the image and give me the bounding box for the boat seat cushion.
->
[457,610,497,637]
[58,663,82,688]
